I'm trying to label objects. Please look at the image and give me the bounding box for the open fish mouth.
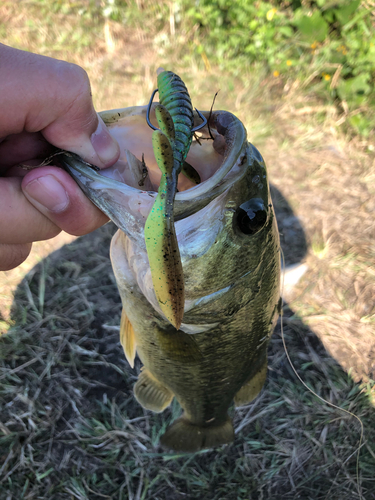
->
[58,105,253,326]
[60,106,248,244]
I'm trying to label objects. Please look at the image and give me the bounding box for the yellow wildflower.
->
[266,8,277,21]
[337,45,348,55]
[310,41,318,49]
[324,74,331,81]
[286,60,292,66]
[273,70,280,77]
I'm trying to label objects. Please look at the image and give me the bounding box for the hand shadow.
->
[0,186,374,500]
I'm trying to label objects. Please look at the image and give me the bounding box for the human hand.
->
[0,44,120,271]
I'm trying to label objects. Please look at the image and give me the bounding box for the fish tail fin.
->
[160,415,234,452]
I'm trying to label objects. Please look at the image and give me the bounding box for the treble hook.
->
[146,88,207,132]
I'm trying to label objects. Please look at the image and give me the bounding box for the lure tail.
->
[144,118,184,329]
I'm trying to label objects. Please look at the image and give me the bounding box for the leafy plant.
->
[173,0,375,137]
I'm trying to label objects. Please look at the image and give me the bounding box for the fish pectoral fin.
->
[234,360,268,407]
[160,415,234,452]
[119,309,137,369]
[134,369,174,413]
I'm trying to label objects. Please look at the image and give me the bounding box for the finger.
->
[0,242,32,271]
[4,162,42,179]
[0,177,61,244]
[22,166,109,236]
[0,44,120,168]
[0,131,53,169]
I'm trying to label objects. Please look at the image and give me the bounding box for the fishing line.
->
[279,247,364,500]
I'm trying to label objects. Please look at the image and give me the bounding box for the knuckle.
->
[63,67,96,129]
[68,217,103,237]
[32,214,61,242]
[64,62,90,92]
[57,63,93,116]
[67,218,89,236]
[41,223,61,240]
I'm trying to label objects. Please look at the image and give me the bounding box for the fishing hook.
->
[146,88,207,132]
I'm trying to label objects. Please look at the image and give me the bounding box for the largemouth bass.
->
[59,72,280,452]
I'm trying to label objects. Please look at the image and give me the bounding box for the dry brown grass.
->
[262,85,375,384]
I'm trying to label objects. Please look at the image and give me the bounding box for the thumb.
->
[37,64,120,169]
[1,44,120,169]
[42,101,120,170]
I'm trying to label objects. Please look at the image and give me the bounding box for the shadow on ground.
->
[0,188,374,500]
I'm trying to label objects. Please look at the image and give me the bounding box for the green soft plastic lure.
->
[145,69,206,329]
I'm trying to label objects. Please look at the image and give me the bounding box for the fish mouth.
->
[58,106,248,327]
[59,106,247,247]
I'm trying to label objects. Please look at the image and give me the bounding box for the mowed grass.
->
[1,1,375,499]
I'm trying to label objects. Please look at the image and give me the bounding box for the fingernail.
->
[24,175,69,213]
[91,116,119,166]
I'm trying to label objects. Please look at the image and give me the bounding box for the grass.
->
[1,237,374,499]
[1,228,374,499]
[1,1,375,499]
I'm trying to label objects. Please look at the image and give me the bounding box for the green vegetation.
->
[4,0,375,136]
[77,0,375,137]
[177,0,375,136]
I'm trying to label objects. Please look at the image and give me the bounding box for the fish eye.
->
[235,198,268,235]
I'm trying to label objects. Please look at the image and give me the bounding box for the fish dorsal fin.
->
[119,309,137,368]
